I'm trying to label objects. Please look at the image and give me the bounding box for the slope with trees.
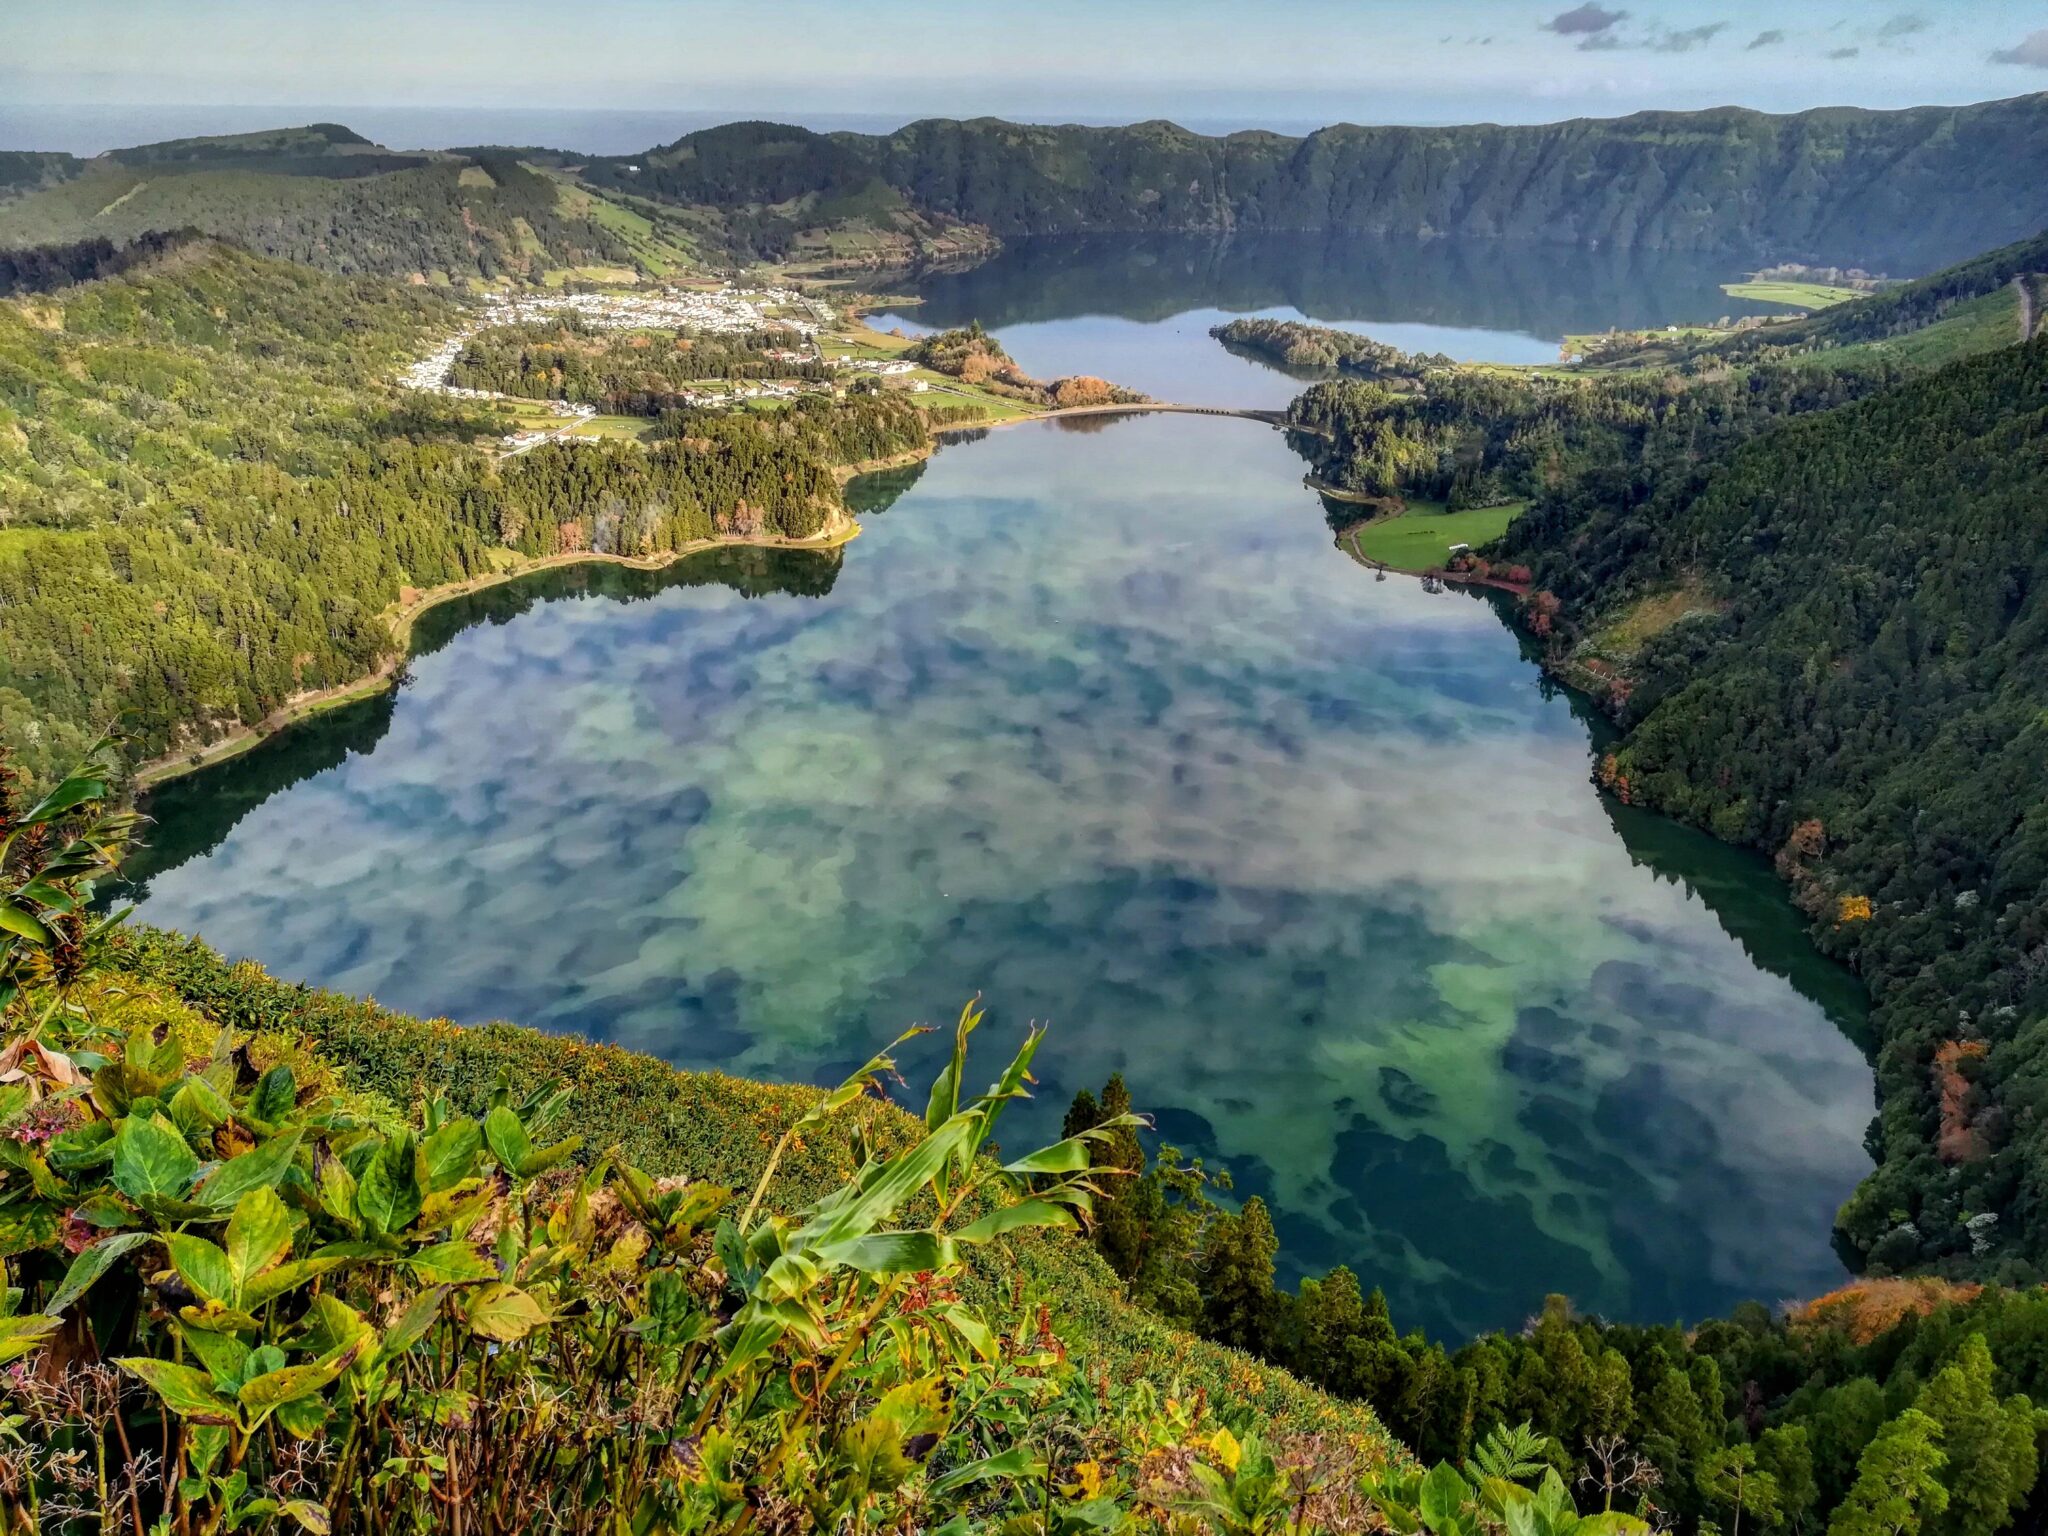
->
[0,241,956,789]
[587,97,2048,271]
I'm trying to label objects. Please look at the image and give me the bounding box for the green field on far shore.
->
[1345,502,1527,572]
[1722,279,1867,309]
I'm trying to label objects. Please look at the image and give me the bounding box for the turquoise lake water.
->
[123,245,1873,1339]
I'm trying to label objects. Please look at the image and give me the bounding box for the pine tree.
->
[1828,1410,1947,1536]
[1200,1196,1279,1356]
[1759,1425,1820,1534]
[1062,1087,1100,1142]
[1911,1335,2038,1536]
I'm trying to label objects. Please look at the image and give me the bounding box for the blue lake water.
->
[123,244,1873,1340]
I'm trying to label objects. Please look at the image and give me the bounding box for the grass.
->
[543,169,699,277]
[1345,501,1527,572]
[1829,287,2023,370]
[1584,580,1726,660]
[565,413,658,441]
[1723,280,1867,309]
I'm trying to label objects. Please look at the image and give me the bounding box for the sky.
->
[4,0,2047,152]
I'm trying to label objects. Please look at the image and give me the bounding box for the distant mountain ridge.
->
[4,95,2047,280]
[580,94,2048,271]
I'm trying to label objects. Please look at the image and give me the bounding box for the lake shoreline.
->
[129,515,862,793]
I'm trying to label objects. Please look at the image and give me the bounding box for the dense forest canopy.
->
[0,242,945,787]
[1494,337,2048,1283]
[0,153,646,282]
[1064,1071,2048,1536]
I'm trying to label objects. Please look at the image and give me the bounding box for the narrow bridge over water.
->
[1039,402,1292,426]
[938,401,1301,435]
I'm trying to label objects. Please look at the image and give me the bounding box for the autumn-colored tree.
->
[1050,375,1117,408]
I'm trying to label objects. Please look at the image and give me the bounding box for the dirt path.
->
[2018,275,2041,344]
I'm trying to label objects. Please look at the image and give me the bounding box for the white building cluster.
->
[395,284,856,452]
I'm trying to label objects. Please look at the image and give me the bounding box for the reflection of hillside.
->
[409,545,846,659]
[119,544,846,895]
[117,690,399,898]
[1600,798,1871,1052]
[904,234,1783,337]
[842,458,928,516]
[1437,584,1872,1048]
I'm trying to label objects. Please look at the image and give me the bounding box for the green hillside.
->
[584,96,2048,270]
[1497,337,2048,1282]
[1591,226,2048,370]
[0,243,938,786]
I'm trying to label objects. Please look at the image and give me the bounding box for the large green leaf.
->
[924,998,982,1132]
[1419,1463,1471,1535]
[418,1118,480,1192]
[0,902,53,946]
[224,1186,293,1304]
[951,1198,1078,1245]
[247,1066,297,1127]
[798,1115,979,1249]
[377,1285,449,1363]
[178,1324,251,1389]
[193,1131,302,1213]
[971,1023,1046,1157]
[242,1243,378,1311]
[1572,1516,1649,1536]
[110,1114,199,1203]
[406,1240,498,1285]
[297,1293,377,1362]
[999,1137,1093,1176]
[119,1358,236,1424]
[20,771,107,825]
[465,1283,548,1342]
[815,1231,957,1275]
[238,1352,352,1415]
[356,1137,422,1236]
[929,1445,1042,1496]
[163,1233,234,1307]
[169,1076,232,1137]
[0,1313,60,1365]
[482,1107,533,1176]
[48,1232,150,1314]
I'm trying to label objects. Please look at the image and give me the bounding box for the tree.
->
[1062,1086,1100,1141]
[1702,1444,1784,1536]
[1827,1410,1947,1536]
[1201,1196,1280,1355]
[1911,1336,2038,1536]
[1758,1425,1820,1534]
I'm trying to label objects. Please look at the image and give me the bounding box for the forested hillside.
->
[0,150,647,282]
[0,243,936,787]
[1493,337,2048,1285]
[589,95,2048,270]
